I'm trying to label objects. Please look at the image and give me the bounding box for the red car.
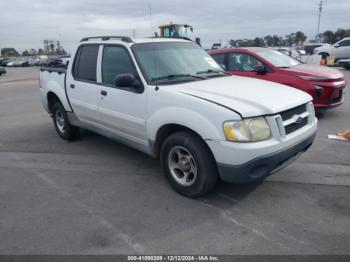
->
[209,48,346,110]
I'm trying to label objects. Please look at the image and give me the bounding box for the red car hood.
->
[284,64,344,80]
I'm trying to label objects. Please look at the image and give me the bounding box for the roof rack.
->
[80,36,133,43]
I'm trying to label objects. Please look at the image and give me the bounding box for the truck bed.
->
[39,67,72,112]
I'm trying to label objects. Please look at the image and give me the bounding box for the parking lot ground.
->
[0,67,349,254]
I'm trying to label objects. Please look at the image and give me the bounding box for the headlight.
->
[299,75,329,81]
[224,117,271,142]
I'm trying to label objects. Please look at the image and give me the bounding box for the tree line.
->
[227,28,350,48]
[1,47,67,57]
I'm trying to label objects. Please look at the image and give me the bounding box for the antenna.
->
[149,4,154,37]
[316,0,326,42]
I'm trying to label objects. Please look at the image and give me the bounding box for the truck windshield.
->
[257,49,301,68]
[132,42,227,84]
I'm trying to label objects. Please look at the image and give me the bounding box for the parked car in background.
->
[304,43,329,55]
[338,59,350,70]
[38,55,49,66]
[314,37,350,60]
[60,55,70,66]
[6,61,16,67]
[209,47,346,110]
[39,36,317,197]
[46,55,70,67]
[0,66,6,76]
[29,58,41,66]
[19,59,30,67]
[7,58,30,67]
[1,58,9,67]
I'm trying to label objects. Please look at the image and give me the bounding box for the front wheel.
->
[52,102,80,140]
[160,132,218,198]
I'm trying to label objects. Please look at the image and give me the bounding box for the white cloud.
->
[0,0,349,52]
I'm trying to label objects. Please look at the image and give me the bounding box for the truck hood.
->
[284,64,344,80]
[173,76,312,118]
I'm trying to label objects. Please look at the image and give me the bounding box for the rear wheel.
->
[52,102,79,140]
[160,132,218,198]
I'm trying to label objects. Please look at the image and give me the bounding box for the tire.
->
[52,101,79,141]
[160,132,218,198]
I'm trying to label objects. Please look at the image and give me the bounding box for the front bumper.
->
[312,80,346,109]
[216,131,316,183]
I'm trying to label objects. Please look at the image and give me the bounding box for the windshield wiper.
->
[151,74,205,83]
[196,69,229,76]
[277,66,291,69]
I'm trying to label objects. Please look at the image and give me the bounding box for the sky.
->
[0,0,349,52]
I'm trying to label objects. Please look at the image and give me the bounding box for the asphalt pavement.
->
[0,67,349,255]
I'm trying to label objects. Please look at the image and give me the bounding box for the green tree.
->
[29,49,37,55]
[272,35,281,47]
[323,30,335,44]
[295,31,307,45]
[285,33,296,46]
[334,28,346,42]
[264,35,273,46]
[254,37,264,47]
[22,50,30,56]
[1,48,19,57]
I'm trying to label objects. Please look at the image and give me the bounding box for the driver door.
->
[97,45,148,145]
[225,52,275,81]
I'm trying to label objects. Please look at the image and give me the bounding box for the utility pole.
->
[149,4,154,37]
[316,0,326,42]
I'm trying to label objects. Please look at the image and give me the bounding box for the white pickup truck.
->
[314,37,350,60]
[40,36,317,197]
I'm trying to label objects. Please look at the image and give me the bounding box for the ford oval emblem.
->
[295,116,303,124]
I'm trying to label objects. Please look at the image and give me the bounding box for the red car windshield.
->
[257,50,301,68]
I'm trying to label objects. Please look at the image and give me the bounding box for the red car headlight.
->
[299,76,329,81]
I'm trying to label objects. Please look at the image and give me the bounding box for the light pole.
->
[316,0,326,42]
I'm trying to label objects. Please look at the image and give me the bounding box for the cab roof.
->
[208,47,270,55]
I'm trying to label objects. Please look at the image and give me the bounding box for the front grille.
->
[277,103,309,136]
[280,104,307,121]
[285,117,308,135]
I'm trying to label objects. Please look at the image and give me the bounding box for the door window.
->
[211,54,226,68]
[227,53,263,71]
[72,45,99,82]
[338,40,350,47]
[102,46,137,86]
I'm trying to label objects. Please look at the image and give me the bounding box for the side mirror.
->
[253,64,267,74]
[334,44,340,48]
[219,64,226,70]
[115,73,142,92]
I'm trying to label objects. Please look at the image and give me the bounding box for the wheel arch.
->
[154,124,202,157]
[148,108,225,157]
[47,91,62,114]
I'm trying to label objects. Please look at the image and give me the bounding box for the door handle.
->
[101,90,108,96]
[70,84,75,89]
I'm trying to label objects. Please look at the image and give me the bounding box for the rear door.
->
[66,44,100,124]
[97,45,148,146]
